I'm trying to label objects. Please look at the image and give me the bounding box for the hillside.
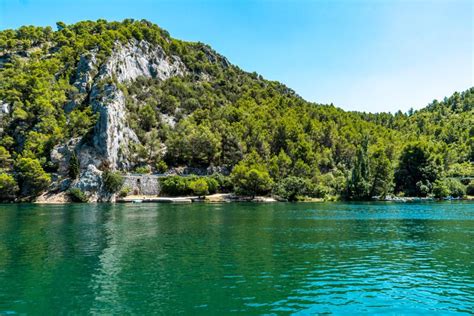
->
[0,19,472,202]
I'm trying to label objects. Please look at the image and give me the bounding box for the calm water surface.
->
[0,202,473,315]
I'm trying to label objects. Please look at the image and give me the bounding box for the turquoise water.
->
[0,202,473,315]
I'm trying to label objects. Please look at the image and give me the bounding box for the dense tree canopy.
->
[0,19,472,201]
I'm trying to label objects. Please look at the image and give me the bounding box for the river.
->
[0,202,473,314]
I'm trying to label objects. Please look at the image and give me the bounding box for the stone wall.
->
[123,175,161,195]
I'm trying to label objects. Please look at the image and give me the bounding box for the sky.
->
[0,0,472,113]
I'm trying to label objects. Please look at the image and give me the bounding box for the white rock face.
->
[1,102,10,114]
[71,164,112,202]
[77,39,186,170]
[105,40,185,82]
[50,138,81,175]
[65,54,98,112]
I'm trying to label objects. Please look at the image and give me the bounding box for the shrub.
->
[155,160,168,173]
[134,165,151,174]
[189,178,209,197]
[231,163,273,197]
[102,170,124,193]
[68,188,88,202]
[273,176,310,201]
[445,178,466,198]
[0,146,12,169]
[204,177,219,194]
[118,186,131,198]
[15,157,51,196]
[432,180,450,198]
[210,173,233,192]
[160,176,189,196]
[0,173,18,201]
[467,181,474,196]
[432,178,465,198]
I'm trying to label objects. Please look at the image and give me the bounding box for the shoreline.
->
[25,193,474,204]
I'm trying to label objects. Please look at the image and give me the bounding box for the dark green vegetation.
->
[0,19,472,201]
[0,202,473,314]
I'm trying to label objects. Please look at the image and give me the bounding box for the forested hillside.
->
[0,19,472,202]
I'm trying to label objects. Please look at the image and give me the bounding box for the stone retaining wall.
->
[123,175,161,195]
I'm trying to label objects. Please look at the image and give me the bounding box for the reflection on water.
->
[0,202,473,314]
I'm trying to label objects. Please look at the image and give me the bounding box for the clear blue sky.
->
[0,0,472,112]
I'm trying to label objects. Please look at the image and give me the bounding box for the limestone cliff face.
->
[73,39,186,171]
[50,39,187,201]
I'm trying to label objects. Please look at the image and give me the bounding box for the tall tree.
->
[347,138,371,200]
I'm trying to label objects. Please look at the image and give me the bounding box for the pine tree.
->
[347,138,371,200]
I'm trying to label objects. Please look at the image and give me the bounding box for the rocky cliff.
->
[57,40,187,201]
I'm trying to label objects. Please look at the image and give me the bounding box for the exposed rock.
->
[77,39,187,170]
[55,39,188,201]
[1,102,10,114]
[161,113,176,128]
[65,53,99,113]
[104,40,186,82]
[50,138,81,175]
[35,191,70,204]
[71,164,113,202]
[89,84,139,170]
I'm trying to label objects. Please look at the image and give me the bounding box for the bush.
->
[102,170,124,193]
[467,181,474,196]
[273,176,310,201]
[445,178,466,198]
[210,173,233,192]
[134,165,151,174]
[432,180,450,198]
[432,178,466,198]
[189,178,209,197]
[204,177,219,194]
[15,157,51,196]
[160,176,190,196]
[68,188,88,202]
[118,186,131,198]
[0,173,18,201]
[231,163,273,197]
[155,160,168,173]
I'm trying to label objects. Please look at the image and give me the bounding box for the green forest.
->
[0,19,473,202]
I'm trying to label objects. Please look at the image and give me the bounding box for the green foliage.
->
[346,138,371,200]
[432,178,465,198]
[134,165,151,174]
[0,173,18,201]
[210,173,233,193]
[369,148,393,198]
[68,188,88,202]
[102,170,124,193]
[118,186,132,198]
[273,176,310,201]
[0,146,12,169]
[432,180,450,198]
[394,142,442,197]
[231,161,273,197]
[68,152,80,179]
[466,181,474,196]
[68,106,98,137]
[189,178,209,197]
[444,178,466,198]
[204,177,219,194]
[0,19,471,201]
[160,176,190,196]
[14,157,51,196]
[155,160,168,173]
